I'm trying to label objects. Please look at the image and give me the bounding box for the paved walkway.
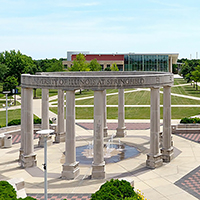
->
[2,77,200,199]
[0,120,199,200]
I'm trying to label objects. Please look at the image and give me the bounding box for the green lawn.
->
[2,77,200,121]
[173,78,187,85]
[75,90,200,105]
[0,109,21,127]
[49,107,200,119]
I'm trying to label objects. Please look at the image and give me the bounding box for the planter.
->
[172,123,200,134]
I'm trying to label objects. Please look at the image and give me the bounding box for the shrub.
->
[0,181,17,200]
[0,181,37,200]
[180,117,200,124]
[8,119,21,126]
[91,179,144,200]
[6,118,52,126]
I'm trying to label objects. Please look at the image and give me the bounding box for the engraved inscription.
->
[32,77,145,87]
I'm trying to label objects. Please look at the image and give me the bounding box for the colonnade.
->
[19,86,173,177]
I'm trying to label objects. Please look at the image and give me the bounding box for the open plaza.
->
[1,72,200,200]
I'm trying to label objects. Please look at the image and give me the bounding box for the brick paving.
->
[27,193,91,200]
[175,165,200,199]
[175,133,200,143]
[12,133,39,144]
[12,124,200,199]
[174,132,200,199]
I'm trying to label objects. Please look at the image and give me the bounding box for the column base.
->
[55,132,65,143]
[62,162,80,180]
[19,148,24,162]
[116,127,126,137]
[38,135,53,147]
[104,127,108,137]
[146,153,163,169]
[92,162,105,179]
[21,153,37,168]
[161,147,174,162]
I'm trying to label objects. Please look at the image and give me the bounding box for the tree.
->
[36,58,63,72]
[191,65,200,90]
[69,53,90,71]
[3,76,18,92]
[110,63,119,71]
[104,66,111,71]
[0,64,8,82]
[88,59,101,71]
[0,50,39,84]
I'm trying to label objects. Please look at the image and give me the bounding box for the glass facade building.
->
[124,54,169,72]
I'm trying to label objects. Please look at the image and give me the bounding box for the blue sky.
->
[0,0,200,59]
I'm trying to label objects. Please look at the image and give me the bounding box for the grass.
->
[171,84,200,98]
[0,109,40,127]
[49,107,200,119]
[0,109,21,127]
[0,100,21,108]
[2,78,200,121]
[75,90,200,105]
[173,78,187,85]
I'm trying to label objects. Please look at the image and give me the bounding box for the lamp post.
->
[36,129,54,200]
[3,91,11,127]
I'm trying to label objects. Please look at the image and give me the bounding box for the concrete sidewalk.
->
[0,120,199,200]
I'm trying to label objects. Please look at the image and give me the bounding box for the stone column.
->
[62,90,80,179]
[55,90,65,142]
[21,88,36,168]
[161,86,173,162]
[38,89,52,147]
[103,90,108,137]
[19,87,24,161]
[169,56,173,73]
[116,89,126,137]
[146,87,163,169]
[92,90,105,179]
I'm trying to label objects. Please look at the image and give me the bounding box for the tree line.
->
[176,58,200,90]
[0,50,63,92]
[0,51,119,93]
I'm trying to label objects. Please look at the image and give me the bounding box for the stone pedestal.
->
[62,162,80,180]
[116,89,126,137]
[162,86,173,162]
[92,162,106,179]
[21,153,37,168]
[92,90,105,179]
[55,132,65,143]
[161,147,173,162]
[146,154,163,169]
[19,148,24,162]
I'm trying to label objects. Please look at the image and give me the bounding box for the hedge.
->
[7,118,53,126]
[180,117,200,124]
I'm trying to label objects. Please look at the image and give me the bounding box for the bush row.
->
[4,118,53,127]
[180,117,200,124]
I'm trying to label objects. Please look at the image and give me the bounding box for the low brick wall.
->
[172,123,200,134]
